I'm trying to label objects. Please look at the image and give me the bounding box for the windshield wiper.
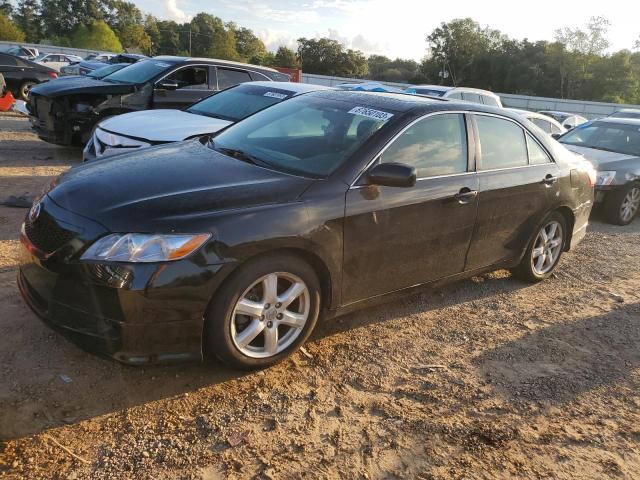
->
[211,144,265,166]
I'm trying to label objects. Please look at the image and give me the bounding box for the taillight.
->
[47,71,58,79]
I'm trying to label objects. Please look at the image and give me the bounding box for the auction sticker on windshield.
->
[348,106,394,121]
[263,91,288,99]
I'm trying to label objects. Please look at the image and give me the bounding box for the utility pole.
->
[189,27,192,56]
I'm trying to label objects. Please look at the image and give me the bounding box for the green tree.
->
[230,24,268,63]
[0,1,13,17]
[0,14,26,41]
[70,20,122,51]
[104,0,150,53]
[297,37,368,77]
[14,0,41,42]
[274,46,299,68]
[189,13,238,59]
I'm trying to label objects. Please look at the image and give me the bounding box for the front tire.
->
[513,212,567,282]
[603,184,640,226]
[205,253,321,370]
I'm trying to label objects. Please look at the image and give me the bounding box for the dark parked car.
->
[27,56,290,145]
[60,53,146,77]
[52,63,130,84]
[18,91,594,369]
[559,118,640,225]
[0,52,58,100]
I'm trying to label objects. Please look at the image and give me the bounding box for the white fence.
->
[0,40,111,58]
[301,73,640,119]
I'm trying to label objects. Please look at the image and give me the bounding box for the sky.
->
[137,0,640,61]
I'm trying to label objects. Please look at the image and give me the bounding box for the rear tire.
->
[513,212,567,283]
[205,253,321,370]
[19,81,36,101]
[603,184,640,226]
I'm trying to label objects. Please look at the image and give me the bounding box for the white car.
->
[34,53,83,71]
[407,85,503,107]
[83,81,330,161]
[538,111,588,130]
[507,109,567,138]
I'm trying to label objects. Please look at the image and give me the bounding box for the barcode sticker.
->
[264,91,288,99]
[348,106,394,121]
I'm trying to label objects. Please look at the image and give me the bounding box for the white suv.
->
[407,85,502,107]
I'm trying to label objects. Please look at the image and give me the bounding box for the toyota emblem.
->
[29,201,41,223]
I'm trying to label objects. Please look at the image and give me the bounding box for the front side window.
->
[217,68,252,90]
[476,115,528,169]
[165,66,209,90]
[381,114,468,177]
[209,96,393,177]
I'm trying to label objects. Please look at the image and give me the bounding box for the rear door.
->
[342,112,479,304]
[465,113,561,270]
[152,64,214,109]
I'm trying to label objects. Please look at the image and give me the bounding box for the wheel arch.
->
[555,205,575,251]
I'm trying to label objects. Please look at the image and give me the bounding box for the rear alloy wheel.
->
[19,81,36,101]
[604,184,640,226]
[206,254,320,370]
[513,212,566,282]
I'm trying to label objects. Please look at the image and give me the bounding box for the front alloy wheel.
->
[206,253,320,370]
[604,184,640,226]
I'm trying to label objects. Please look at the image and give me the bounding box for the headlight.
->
[81,233,211,263]
[595,171,616,186]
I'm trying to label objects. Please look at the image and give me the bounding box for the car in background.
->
[607,108,640,120]
[558,118,640,225]
[18,90,594,369]
[34,53,84,71]
[60,53,145,76]
[1,46,39,60]
[28,56,290,146]
[405,85,503,107]
[336,81,405,93]
[84,53,116,62]
[508,109,567,137]
[83,81,330,161]
[0,52,57,100]
[52,63,130,84]
[538,111,588,130]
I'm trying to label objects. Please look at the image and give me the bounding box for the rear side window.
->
[217,68,252,89]
[527,135,552,164]
[381,113,468,177]
[476,115,528,169]
[0,54,18,66]
[462,92,482,103]
[481,95,500,107]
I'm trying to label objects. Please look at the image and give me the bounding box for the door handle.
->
[454,188,478,205]
[542,174,558,186]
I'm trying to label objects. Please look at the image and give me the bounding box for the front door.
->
[342,113,479,304]
[153,65,214,109]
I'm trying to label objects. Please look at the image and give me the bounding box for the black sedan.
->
[0,52,58,100]
[18,91,595,369]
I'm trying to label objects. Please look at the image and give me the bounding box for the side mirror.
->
[156,80,179,91]
[565,125,574,131]
[551,133,562,140]
[367,162,416,188]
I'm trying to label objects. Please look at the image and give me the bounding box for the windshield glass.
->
[102,59,175,84]
[87,64,125,79]
[209,95,395,177]
[560,121,640,156]
[34,54,47,61]
[188,84,297,121]
[414,88,446,97]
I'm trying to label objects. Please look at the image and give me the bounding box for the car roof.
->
[153,56,280,72]
[411,85,499,97]
[591,117,640,127]
[238,81,332,94]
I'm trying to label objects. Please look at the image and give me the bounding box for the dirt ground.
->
[0,111,639,480]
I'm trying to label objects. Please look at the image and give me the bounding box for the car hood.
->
[99,110,233,142]
[562,144,639,169]
[48,140,315,232]
[29,77,135,98]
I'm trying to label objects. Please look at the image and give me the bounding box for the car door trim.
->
[350,110,477,188]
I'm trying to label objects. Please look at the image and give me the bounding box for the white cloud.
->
[163,0,191,22]
[257,28,298,52]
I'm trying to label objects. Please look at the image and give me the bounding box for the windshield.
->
[188,84,296,121]
[560,121,640,156]
[87,64,125,79]
[34,54,47,61]
[209,95,395,177]
[102,59,175,84]
[413,88,446,97]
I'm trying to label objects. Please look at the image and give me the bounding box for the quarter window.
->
[476,115,528,169]
[381,114,468,177]
[526,135,552,164]
[217,68,252,89]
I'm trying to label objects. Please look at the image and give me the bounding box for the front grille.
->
[24,208,75,254]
